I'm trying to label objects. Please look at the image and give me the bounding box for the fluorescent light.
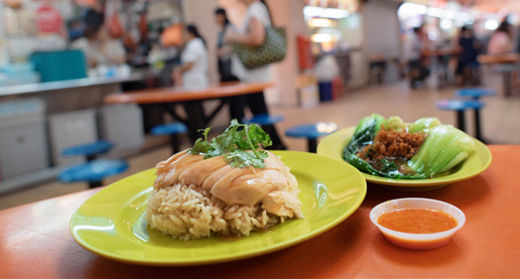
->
[398,2,427,18]
[484,19,499,30]
[308,18,334,28]
[440,18,452,30]
[310,33,335,43]
[303,6,349,20]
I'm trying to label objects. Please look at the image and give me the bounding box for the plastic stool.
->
[244,114,287,150]
[244,114,284,126]
[62,140,113,161]
[150,122,187,154]
[455,88,495,100]
[437,99,484,139]
[59,159,128,188]
[285,122,338,152]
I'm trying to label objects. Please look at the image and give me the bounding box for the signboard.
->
[36,3,63,34]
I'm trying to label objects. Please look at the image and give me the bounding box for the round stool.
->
[285,122,338,152]
[150,122,187,154]
[244,114,284,126]
[455,88,495,100]
[59,159,128,188]
[62,140,113,161]
[244,114,287,150]
[437,99,484,137]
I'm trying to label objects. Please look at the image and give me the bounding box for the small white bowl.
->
[370,197,465,250]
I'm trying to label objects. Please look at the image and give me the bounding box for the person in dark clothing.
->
[456,26,480,85]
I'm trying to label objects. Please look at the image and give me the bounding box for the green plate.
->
[317,127,492,191]
[70,151,366,266]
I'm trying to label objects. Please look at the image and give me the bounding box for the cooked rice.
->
[146,183,284,240]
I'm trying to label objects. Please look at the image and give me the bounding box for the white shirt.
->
[403,32,422,62]
[181,37,209,89]
[231,1,272,83]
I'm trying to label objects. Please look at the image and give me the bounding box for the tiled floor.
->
[1,81,518,210]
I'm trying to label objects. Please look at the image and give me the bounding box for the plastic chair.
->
[59,160,128,189]
[150,122,187,154]
[285,122,338,152]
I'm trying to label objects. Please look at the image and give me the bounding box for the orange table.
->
[1,145,519,278]
[478,54,520,97]
[104,82,273,141]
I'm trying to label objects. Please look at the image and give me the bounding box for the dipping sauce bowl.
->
[369,198,466,250]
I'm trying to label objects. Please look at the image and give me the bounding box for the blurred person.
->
[214,7,244,121]
[488,20,513,54]
[71,9,126,68]
[455,26,480,85]
[215,7,236,82]
[403,26,429,89]
[174,24,208,89]
[224,0,286,149]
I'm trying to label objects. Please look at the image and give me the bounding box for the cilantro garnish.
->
[188,119,272,168]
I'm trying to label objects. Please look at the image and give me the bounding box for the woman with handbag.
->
[224,0,287,150]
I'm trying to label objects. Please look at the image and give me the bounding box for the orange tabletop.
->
[1,145,519,278]
[478,53,520,64]
[104,82,274,105]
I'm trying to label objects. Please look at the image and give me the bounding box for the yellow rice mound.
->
[145,183,284,240]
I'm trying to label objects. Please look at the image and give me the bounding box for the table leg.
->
[473,109,487,143]
[183,101,206,142]
[86,154,97,162]
[456,110,466,132]
[503,71,512,97]
[170,134,180,154]
[88,181,102,189]
[307,138,318,153]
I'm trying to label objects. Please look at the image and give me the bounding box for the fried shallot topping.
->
[358,127,425,161]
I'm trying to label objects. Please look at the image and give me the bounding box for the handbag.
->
[233,27,287,69]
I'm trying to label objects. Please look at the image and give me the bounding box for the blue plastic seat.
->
[437,99,483,111]
[244,114,284,126]
[455,88,495,99]
[285,122,338,152]
[150,122,187,154]
[437,99,485,140]
[59,159,128,188]
[150,122,187,136]
[62,140,113,158]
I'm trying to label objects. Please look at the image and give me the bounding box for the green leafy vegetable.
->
[343,113,384,159]
[408,117,441,134]
[343,114,476,179]
[188,119,272,168]
[383,116,406,132]
[408,125,475,177]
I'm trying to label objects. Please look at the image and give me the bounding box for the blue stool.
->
[455,88,494,141]
[244,114,284,125]
[437,99,484,137]
[455,88,495,100]
[285,122,338,152]
[150,122,187,154]
[62,140,113,161]
[244,114,287,150]
[59,160,128,188]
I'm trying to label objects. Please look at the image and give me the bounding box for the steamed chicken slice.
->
[261,190,302,218]
[210,166,260,205]
[178,156,228,186]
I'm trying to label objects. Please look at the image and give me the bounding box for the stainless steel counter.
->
[0,69,158,97]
